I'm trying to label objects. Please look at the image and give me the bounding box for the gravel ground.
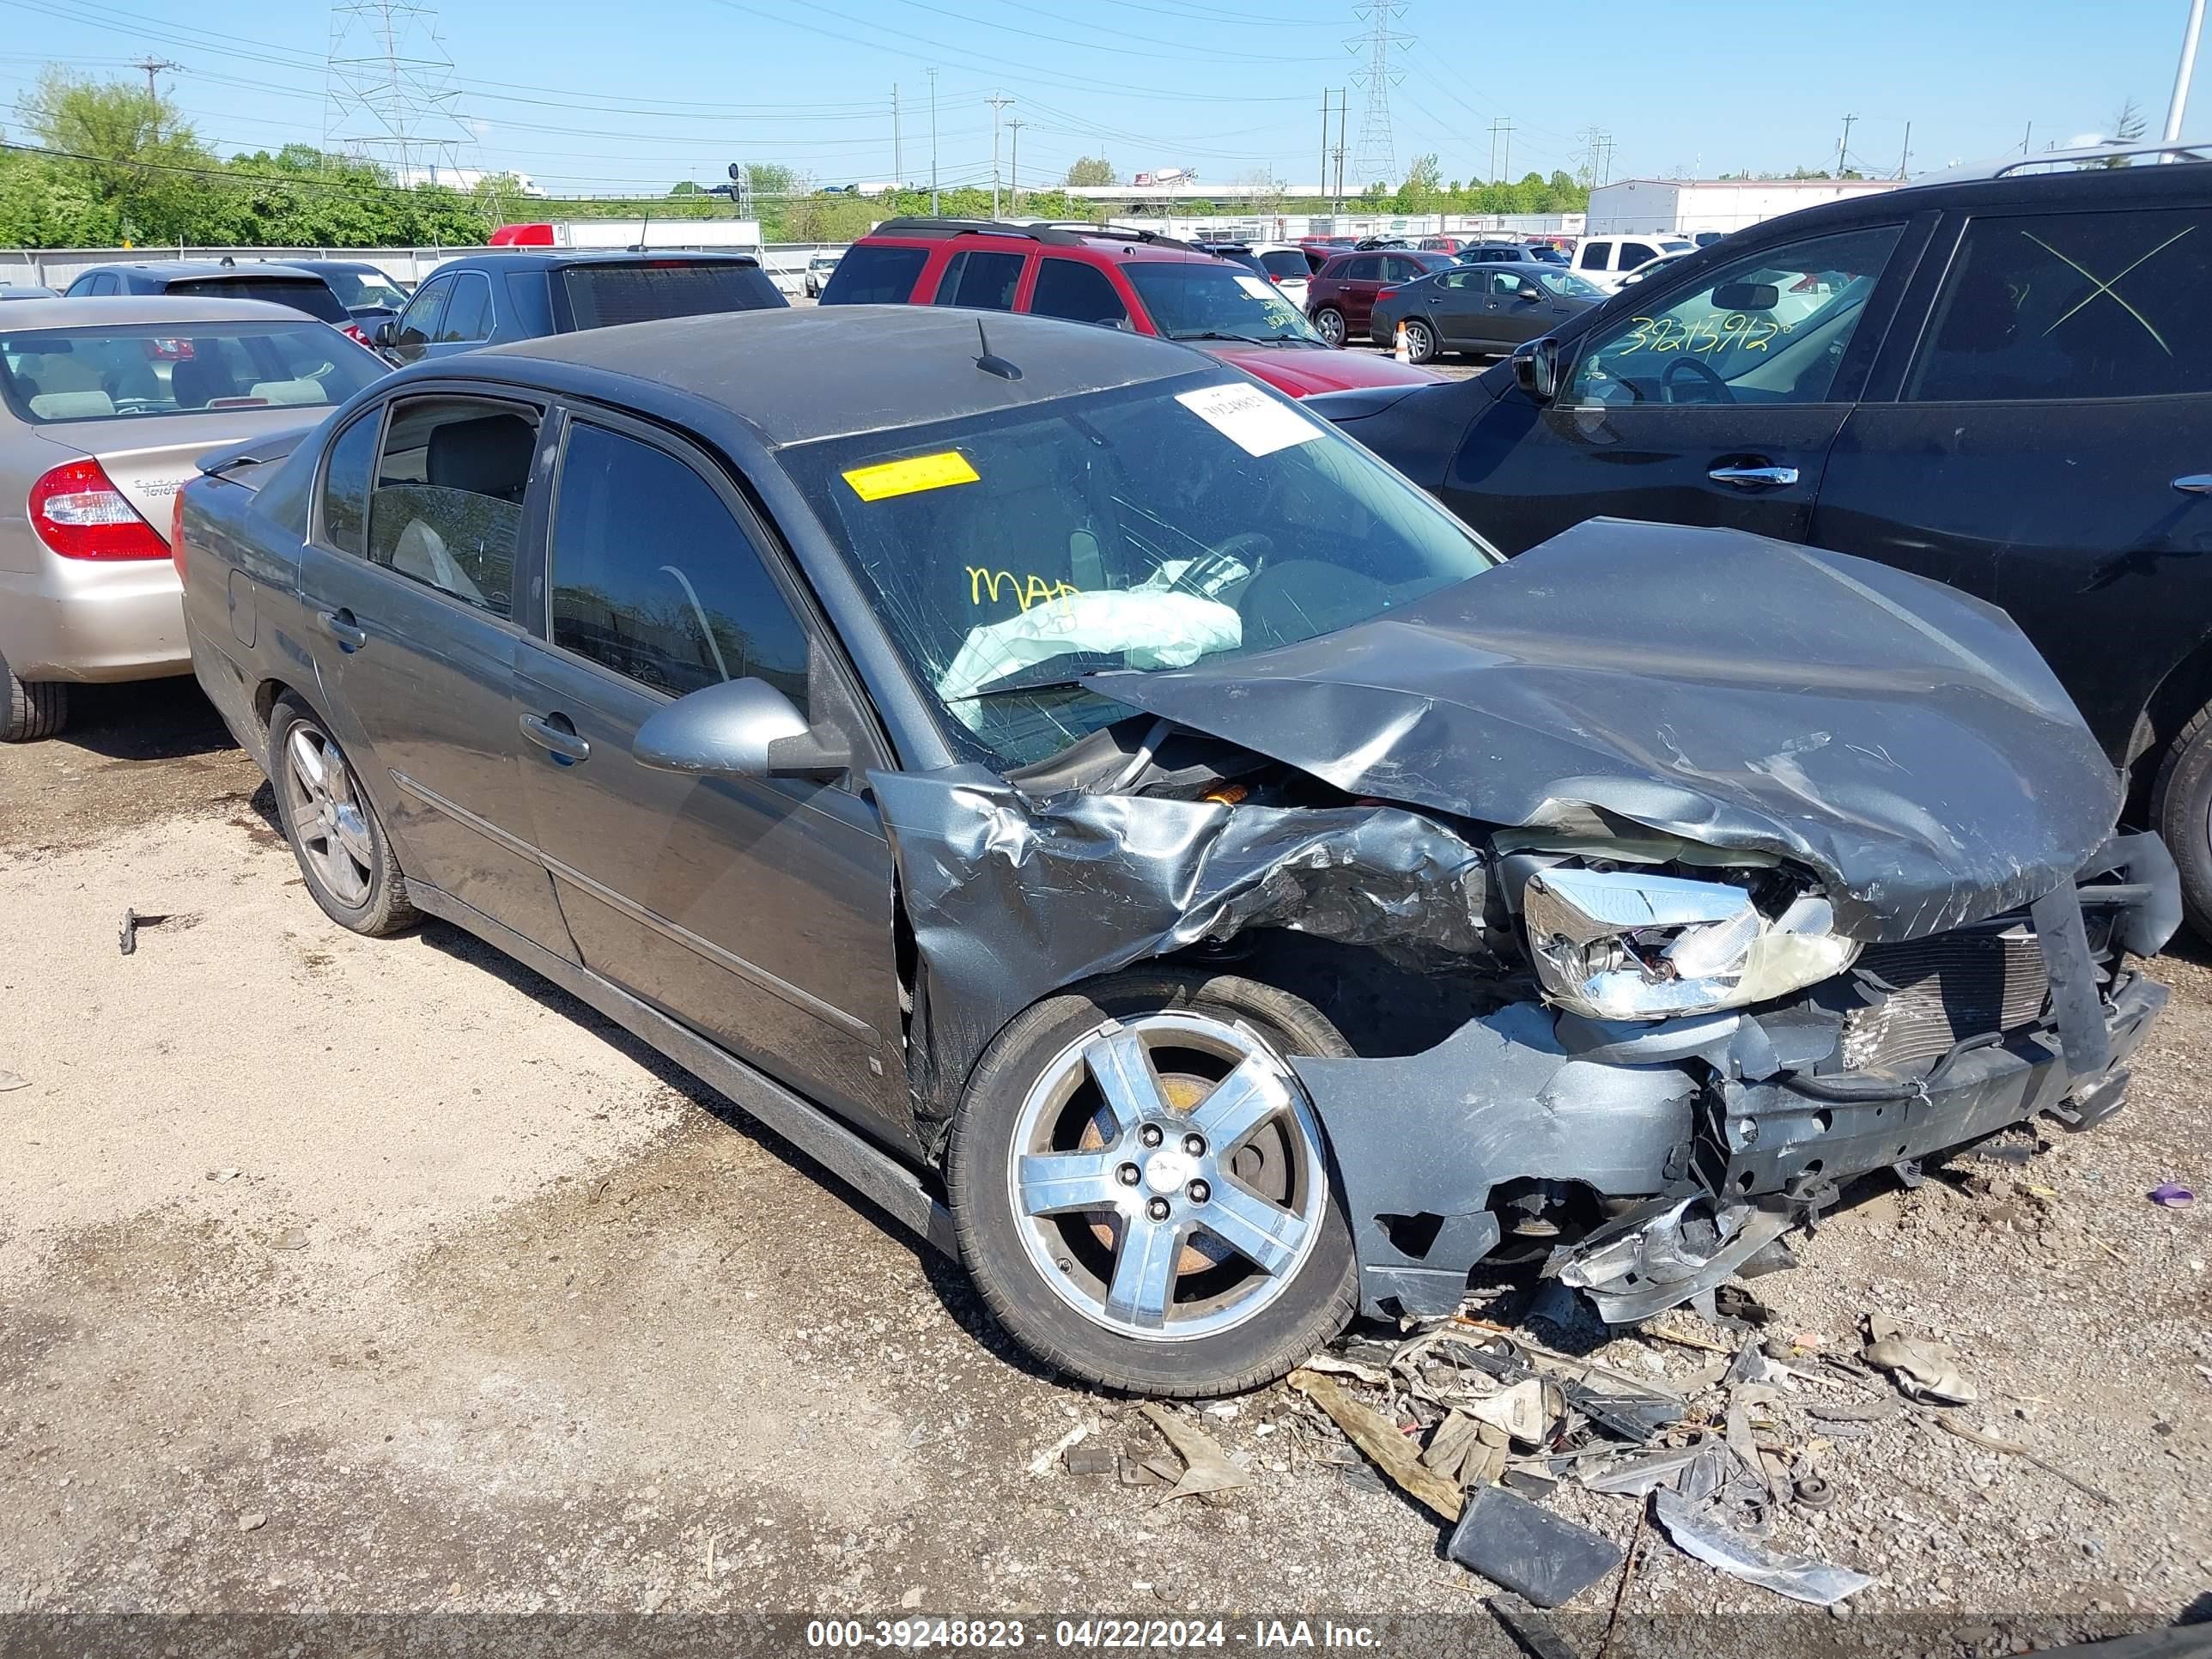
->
[2,678,2207,1650]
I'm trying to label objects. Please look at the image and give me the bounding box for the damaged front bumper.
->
[1293,836,2177,1321]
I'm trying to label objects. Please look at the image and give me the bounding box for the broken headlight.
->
[1522,866,1859,1021]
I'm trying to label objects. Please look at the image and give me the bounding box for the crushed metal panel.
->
[1087,519,2123,944]
[869,765,1498,1125]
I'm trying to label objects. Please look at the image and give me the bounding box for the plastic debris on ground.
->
[1445,1484,1623,1609]
[2148,1182,2195,1207]
[1651,1486,1875,1606]
[1861,1311,1979,1404]
[1138,1403,1252,1503]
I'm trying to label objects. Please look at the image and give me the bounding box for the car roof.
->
[860,218,1221,265]
[79,260,328,283]
[430,248,764,271]
[0,294,328,329]
[474,304,1216,448]
[288,258,389,272]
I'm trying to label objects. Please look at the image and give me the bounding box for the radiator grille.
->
[1839,928,2050,1075]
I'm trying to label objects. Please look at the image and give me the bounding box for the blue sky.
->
[0,0,2201,195]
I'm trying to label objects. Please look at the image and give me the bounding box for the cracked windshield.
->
[787,372,1496,766]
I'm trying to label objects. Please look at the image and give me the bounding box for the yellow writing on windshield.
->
[842,450,981,501]
[1618,313,1784,355]
[969,568,1080,611]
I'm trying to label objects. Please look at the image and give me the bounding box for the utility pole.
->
[2021,120,2033,155]
[1896,119,1911,179]
[1334,92,1347,209]
[928,66,939,214]
[1009,117,1024,216]
[1837,112,1858,175]
[893,84,902,186]
[133,54,179,139]
[1319,89,1333,199]
[1488,116,1512,183]
[2165,0,2206,141]
[988,89,1013,217]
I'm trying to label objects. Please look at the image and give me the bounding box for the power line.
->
[324,1,474,187]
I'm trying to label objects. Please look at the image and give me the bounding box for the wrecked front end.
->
[874,521,2182,1327]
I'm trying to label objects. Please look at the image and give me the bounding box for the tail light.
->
[342,322,371,347]
[171,489,190,583]
[28,459,168,561]
[1376,287,1400,301]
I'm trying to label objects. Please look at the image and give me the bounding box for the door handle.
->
[519,712,590,764]
[2175,474,2212,495]
[1708,464,1801,489]
[318,609,368,651]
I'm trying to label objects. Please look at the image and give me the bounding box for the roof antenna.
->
[974,317,1022,381]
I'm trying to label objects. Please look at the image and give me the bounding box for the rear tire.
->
[1312,307,1346,348]
[268,696,419,938]
[1,658,65,742]
[948,969,1358,1396]
[2151,696,2212,939]
[1402,318,1438,363]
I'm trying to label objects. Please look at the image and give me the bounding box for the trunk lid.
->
[33,407,328,540]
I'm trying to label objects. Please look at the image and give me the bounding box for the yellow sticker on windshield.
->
[842,450,980,501]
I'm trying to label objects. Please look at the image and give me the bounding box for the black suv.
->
[1320,143,2212,929]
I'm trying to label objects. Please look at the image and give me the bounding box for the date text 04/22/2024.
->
[803,1619,1382,1650]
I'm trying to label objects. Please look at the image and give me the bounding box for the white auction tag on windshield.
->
[1175,383,1323,458]
[1232,273,1276,300]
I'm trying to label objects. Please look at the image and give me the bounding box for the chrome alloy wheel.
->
[283,725,374,908]
[1007,1012,1330,1342]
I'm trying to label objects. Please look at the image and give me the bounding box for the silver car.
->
[0,295,388,739]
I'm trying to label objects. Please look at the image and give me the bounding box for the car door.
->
[294,389,577,956]
[1440,218,1924,554]
[926,248,1030,311]
[1420,269,1487,347]
[383,275,451,365]
[1482,270,1572,349]
[1332,255,1386,332]
[1812,200,2212,758]
[511,410,909,1140]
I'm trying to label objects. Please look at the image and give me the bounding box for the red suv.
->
[1304,248,1459,347]
[819,218,1435,398]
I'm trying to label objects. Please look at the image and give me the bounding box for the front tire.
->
[1401,318,1438,363]
[1,656,66,742]
[1312,307,1346,348]
[948,969,1358,1396]
[269,696,419,938]
[2151,696,2212,938]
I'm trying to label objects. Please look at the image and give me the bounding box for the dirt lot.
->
[3,679,2208,1647]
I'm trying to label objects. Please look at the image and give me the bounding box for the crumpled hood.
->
[1088,519,2122,943]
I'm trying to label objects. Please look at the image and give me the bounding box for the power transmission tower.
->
[1577,125,1609,187]
[1836,111,1857,175]
[1599,135,1616,184]
[1346,2,1406,189]
[324,1,472,186]
[988,89,1014,217]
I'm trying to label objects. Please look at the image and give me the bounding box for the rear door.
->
[1813,200,2212,757]
[925,248,1030,311]
[1441,218,1923,553]
[1329,255,1386,332]
[418,270,494,361]
[512,410,908,1139]
[293,388,576,954]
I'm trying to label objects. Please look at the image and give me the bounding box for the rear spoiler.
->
[196,425,318,481]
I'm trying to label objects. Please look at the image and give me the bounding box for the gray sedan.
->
[0,296,388,739]
[1370,261,1605,362]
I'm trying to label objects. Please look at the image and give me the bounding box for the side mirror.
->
[1513,337,1560,404]
[1711,281,1780,312]
[371,320,397,349]
[1515,281,1544,301]
[633,677,814,777]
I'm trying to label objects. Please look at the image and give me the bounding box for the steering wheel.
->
[1662,355,1735,404]
[1176,531,1271,599]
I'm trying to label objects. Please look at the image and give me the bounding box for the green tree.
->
[18,68,211,242]
[2101,97,2146,166]
[1065,155,1115,186]
[1394,152,1443,211]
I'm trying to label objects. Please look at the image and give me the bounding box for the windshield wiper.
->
[944,656,1122,703]
[1170,330,1275,346]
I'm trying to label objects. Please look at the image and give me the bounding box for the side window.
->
[1905,207,2211,403]
[394,277,451,349]
[366,397,537,617]
[320,407,380,556]
[819,243,928,305]
[1620,241,1659,269]
[549,422,811,711]
[1565,224,1905,409]
[438,272,493,343]
[1345,256,1382,282]
[931,250,1024,311]
[1030,258,1129,328]
[1577,241,1607,270]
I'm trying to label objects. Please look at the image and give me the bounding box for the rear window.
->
[1257,251,1308,279]
[319,267,410,311]
[818,243,930,305]
[171,276,349,325]
[556,261,785,330]
[0,322,386,425]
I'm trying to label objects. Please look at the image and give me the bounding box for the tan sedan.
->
[0,295,388,739]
